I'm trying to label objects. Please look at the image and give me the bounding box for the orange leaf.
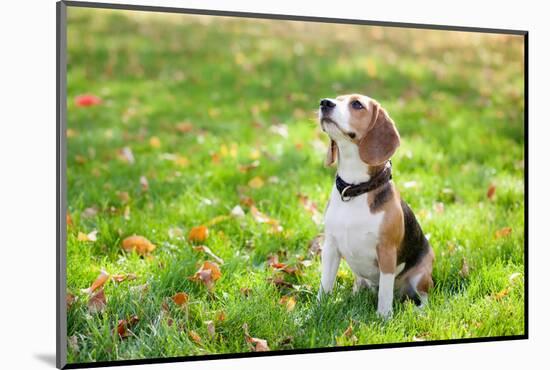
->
[493,288,510,301]
[242,323,270,352]
[149,136,161,148]
[495,227,512,239]
[189,330,202,344]
[66,212,73,227]
[88,289,107,314]
[82,270,110,294]
[188,226,209,243]
[279,295,296,312]
[248,176,264,189]
[176,122,194,133]
[215,311,227,322]
[66,292,76,308]
[171,292,189,307]
[487,183,496,200]
[116,315,139,338]
[190,261,221,290]
[121,235,156,256]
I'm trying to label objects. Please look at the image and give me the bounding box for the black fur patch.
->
[397,200,431,276]
[369,183,393,212]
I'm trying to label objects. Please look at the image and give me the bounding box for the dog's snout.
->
[320,98,336,111]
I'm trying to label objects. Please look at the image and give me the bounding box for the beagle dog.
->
[318,94,434,318]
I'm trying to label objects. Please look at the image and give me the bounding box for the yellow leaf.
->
[248,177,264,189]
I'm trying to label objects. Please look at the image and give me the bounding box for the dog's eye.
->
[351,100,364,110]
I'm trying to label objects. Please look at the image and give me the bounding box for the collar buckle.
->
[340,186,352,202]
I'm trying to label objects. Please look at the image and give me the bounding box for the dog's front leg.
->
[376,244,397,318]
[318,235,340,300]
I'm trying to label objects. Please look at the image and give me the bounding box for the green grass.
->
[65,8,525,364]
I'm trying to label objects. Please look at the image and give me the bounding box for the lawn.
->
[65,7,525,364]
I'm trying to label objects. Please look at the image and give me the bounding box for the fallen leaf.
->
[279,295,296,312]
[189,330,202,344]
[240,287,252,296]
[111,273,137,283]
[487,183,497,200]
[68,335,79,353]
[117,191,130,203]
[140,176,149,192]
[238,160,260,173]
[250,206,282,233]
[176,122,194,133]
[75,94,101,107]
[215,311,226,323]
[88,289,107,314]
[205,215,231,227]
[188,226,209,243]
[81,270,110,294]
[493,288,510,301]
[336,321,358,345]
[205,320,216,339]
[77,230,98,242]
[121,235,156,256]
[308,234,324,256]
[116,315,139,338]
[239,195,255,207]
[231,205,245,218]
[149,136,161,148]
[190,261,222,290]
[495,227,512,239]
[242,323,270,352]
[267,276,294,289]
[66,212,73,227]
[193,245,224,264]
[66,292,76,308]
[118,147,135,164]
[298,193,322,225]
[82,206,99,219]
[171,292,189,307]
[459,257,469,278]
[248,176,265,189]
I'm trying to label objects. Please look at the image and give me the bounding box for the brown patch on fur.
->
[325,139,338,166]
[374,184,404,274]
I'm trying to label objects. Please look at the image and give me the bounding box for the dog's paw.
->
[376,303,393,320]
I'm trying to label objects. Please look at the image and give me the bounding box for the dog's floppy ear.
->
[358,101,400,166]
[325,139,338,166]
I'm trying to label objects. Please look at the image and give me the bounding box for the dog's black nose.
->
[320,99,336,111]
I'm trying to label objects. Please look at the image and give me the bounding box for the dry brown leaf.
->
[82,270,110,294]
[248,177,265,189]
[240,287,252,297]
[267,276,294,289]
[66,292,76,308]
[68,335,79,353]
[88,289,107,314]
[66,212,73,227]
[82,206,99,219]
[188,226,209,243]
[111,273,137,283]
[495,227,512,239]
[238,160,260,173]
[116,315,139,338]
[215,311,226,323]
[193,245,224,264]
[308,234,324,256]
[250,206,282,233]
[140,176,149,192]
[242,323,270,352]
[149,136,161,148]
[176,122,194,133]
[172,292,189,307]
[279,295,296,312]
[459,257,470,278]
[117,191,130,204]
[190,261,222,290]
[493,288,510,301]
[121,235,156,256]
[118,147,135,164]
[487,183,496,200]
[77,230,98,242]
[189,330,202,344]
[205,320,216,339]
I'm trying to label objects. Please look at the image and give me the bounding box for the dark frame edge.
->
[523,31,529,339]
[62,0,527,35]
[57,1,68,369]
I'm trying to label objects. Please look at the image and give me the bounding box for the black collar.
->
[335,161,392,202]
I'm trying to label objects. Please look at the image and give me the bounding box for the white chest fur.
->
[324,185,384,283]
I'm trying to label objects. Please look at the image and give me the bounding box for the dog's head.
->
[318,94,400,167]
